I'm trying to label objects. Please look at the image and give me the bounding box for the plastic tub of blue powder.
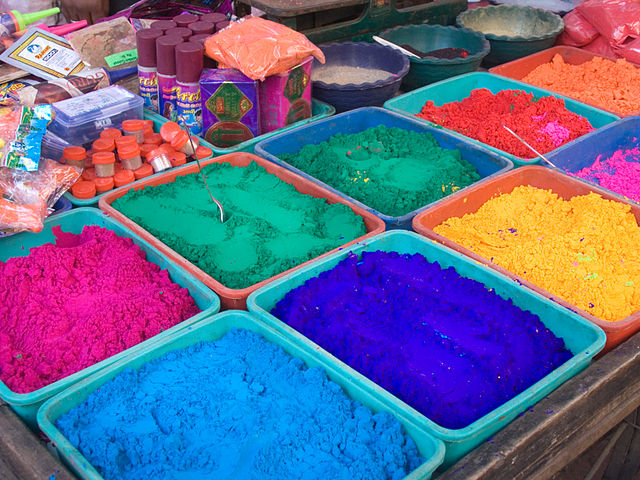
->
[38,311,445,480]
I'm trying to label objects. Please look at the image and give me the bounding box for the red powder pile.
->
[416,89,594,159]
[0,226,200,393]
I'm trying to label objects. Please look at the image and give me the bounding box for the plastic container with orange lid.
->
[118,144,143,171]
[100,128,122,141]
[115,135,137,152]
[171,151,187,167]
[81,167,96,181]
[147,146,172,173]
[114,169,135,187]
[143,132,162,146]
[94,176,115,193]
[92,152,116,177]
[195,145,213,160]
[122,119,145,143]
[142,119,154,132]
[71,180,96,199]
[62,146,87,169]
[92,138,115,154]
[139,144,156,160]
[171,130,198,156]
[160,121,181,143]
[133,163,154,180]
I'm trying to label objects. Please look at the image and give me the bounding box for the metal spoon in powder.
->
[502,124,561,170]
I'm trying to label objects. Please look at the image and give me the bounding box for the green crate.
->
[0,208,220,429]
[38,311,445,480]
[384,72,620,166]
[247,230,606,468]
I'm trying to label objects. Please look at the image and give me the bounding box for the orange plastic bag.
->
[204,16,325,81]
[577,0,640,45]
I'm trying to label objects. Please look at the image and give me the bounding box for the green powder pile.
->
[279,125,482,217]
[111,162,367,289]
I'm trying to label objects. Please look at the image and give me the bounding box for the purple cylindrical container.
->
[189,34,216,68]
[216,20,230,31]
[149,19,177,32]
[175,42,204,135]
[156,35,183,121]
[136,29,163,112]
[189,21,214,35]
[173,13,198,27]
[165,27,192,41]
[200,13,227,24]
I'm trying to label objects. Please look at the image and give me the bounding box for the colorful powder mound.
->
[0,226,199,393]
[56,329,424,480]
[522,55,640,116]
[416,88,594,159]
[434,186,640,322]
[571,146,640,203]
[111,161,367,289]
[279,125,481,217]
[272,250,572,429]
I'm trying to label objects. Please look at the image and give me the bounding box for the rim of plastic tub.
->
[312,41,410,91]
[456,4,564,42]
[378,24,490,66]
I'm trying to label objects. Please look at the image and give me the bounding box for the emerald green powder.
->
[280,125,482,217]
[111,162,367,289]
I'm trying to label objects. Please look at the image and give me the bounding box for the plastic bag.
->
[561,10,599,46]
[582,34,620,58]
[0,158,80,235]
[577,0,640,45]
[0,104,51,171]
[204,16,325,81]
[613,36,640,63]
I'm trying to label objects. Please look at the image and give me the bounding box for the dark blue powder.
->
[56,329,423,480]
[271,251,573,429]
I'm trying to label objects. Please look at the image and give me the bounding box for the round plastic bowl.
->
[311,42,409,113]
[457,5,564,67]
[379,24,490,91]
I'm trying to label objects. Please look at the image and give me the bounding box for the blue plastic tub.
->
[384,72,620,167]
[38,311,446,480]
[247,230,606,468]
[255,107,512,230]
[50,195,72,216]
[0,208,220,429]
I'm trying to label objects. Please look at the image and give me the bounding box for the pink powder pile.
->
[0,226,200,393]
[572,146,640,202]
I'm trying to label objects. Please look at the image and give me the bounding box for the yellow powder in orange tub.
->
[522,54,640,116]
[434,185,640,322]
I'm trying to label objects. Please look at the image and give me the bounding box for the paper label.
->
[105,49,138,68]
[158,74,177,122]
[138,66,158,112]
[175,81,202,135]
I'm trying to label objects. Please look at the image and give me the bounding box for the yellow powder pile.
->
[434,186,640,322]
[522,54,640,116]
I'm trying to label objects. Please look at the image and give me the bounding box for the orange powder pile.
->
[522,54,640,116]
[434,186,640,322]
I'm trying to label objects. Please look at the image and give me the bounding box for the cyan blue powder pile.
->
[56,329,423,480]
[272,251,573,429]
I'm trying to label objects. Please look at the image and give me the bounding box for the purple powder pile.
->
[272,251,573,429]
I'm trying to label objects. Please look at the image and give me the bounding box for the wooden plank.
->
[439,330,640,480]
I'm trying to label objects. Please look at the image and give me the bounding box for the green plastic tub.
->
[384,72,619,166]
[0,208,220,429]
[63,110,217,207]
[38,311,446,480]
[246,230,606,468]
[208,99,335,155]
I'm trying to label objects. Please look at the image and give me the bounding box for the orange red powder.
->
[522,54,640,116]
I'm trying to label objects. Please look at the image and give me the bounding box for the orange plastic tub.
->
[99,153,386,310]
[489,46,640,117]
[412,166,640,353]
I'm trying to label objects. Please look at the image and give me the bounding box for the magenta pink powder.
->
[572,146,640,202]
[0,226,200,393]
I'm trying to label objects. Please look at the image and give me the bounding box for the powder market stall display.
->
[255,107,512,229]
[247,230,606,468]
[413,166,640,352]
[99,153,384,309]
[38,311,446,480]
[384,72,619,166]
[0,209,220,428]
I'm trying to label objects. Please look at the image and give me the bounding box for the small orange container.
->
[62,146,86,169]
[171,130,198,156]
[122,119,145,143]
[114,169,135,187]
[118,144,143,171]
[71,180,96,199]
[140,144,156,160]
[412,166,640,353]
[100,128,122,141]
[99,153,386,309]
[94,176,115,193]
[92,152,116,178]
[170,151,187,167]
[133,163,154,180]
[143,132,162,146]
[115,135,137,151]
[81,167,96,181]
[195,145,213,160]
[92,138,115,154]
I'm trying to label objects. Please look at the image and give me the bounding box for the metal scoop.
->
[502,124,561,170]
[178,115,225,223]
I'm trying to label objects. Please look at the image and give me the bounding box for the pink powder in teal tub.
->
[0,226,200,393]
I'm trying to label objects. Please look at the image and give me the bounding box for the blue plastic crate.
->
[247,230,606,468]
[255,107,512,229]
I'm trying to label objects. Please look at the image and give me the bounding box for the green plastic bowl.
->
[379,24,490,91]
[457,5,564,67]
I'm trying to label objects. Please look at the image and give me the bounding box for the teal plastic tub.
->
[63,110,217,207]
[38,311,445,480]
[208,99,335,155]
[384,72,619,167]
[0,208,220,429]
[247,230,606,468]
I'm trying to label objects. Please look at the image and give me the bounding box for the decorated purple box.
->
[199,68,260,148]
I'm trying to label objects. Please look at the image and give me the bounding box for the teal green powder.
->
[280,125,482,217]
[111,162,367,289]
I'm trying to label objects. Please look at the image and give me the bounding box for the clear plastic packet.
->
[577,0,640,45]
[561,10,599,46]
[0,104,52,171]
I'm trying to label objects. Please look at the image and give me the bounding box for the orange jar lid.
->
[143,132,162,146]
[160,121,181,142]
[122,119,144,132]
[115,135,137,150]
[100,128,122,141]
[118,143,141,160]
[71,180,96,199]
[92,138,115,153]
[142,119,154,130]
[195,145,213,159]
[63,146,86,162]
[81,167,96,181]
[114,169,135,187]
[92,152,116,165]
[171,151,187,167]
[134,163,154,179]
[140,143,156,160]
[94,176,115,192]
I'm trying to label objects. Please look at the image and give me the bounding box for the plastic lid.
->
[165,27,192,41]
[81,167,96,181]
[92,138,114,152]
[171,130,198,151]
[114,169,135,187]
[200,12,227,24]
[71,180,96,199]
[136,28,163,68]
[189,21,214,35]
[189,34,210,46]
[216,20,230,30]
[94,176,115,192]
[63,146,86,161]
[118,143,141,160]
[171,151,187,167]
[160,121,181,142]
[142,119,154,131]
[195,145,213,159]
[100,128,122,141]
[156,36,183,75]
[176,42,204,83]
[134,163,154,179]
[173,13,199,27]
[92,152,116,165]
[140,143,157,159]
[115,135,137,150]
[150,19,177,32]
[158,143,176,155]
[122,119,144,132]
[143,132,162,145]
